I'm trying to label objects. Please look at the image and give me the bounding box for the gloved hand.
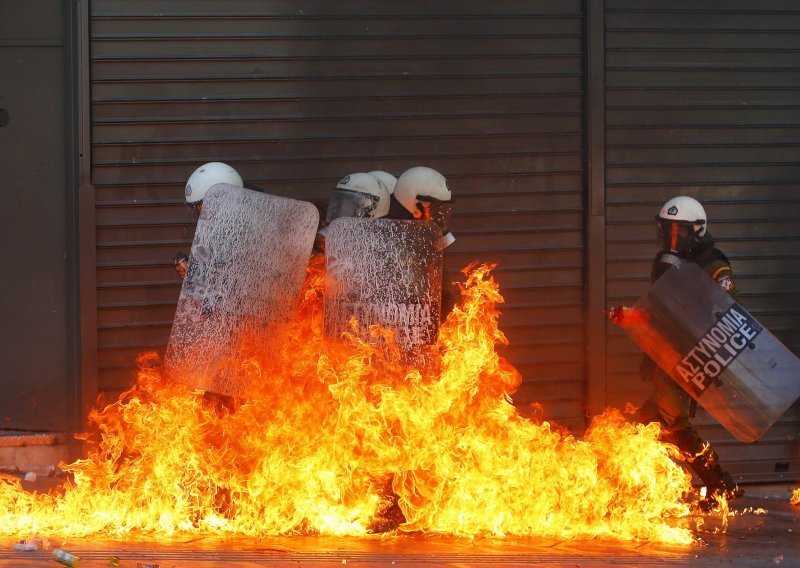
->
[174,252,190,280]
[604,305,626,324]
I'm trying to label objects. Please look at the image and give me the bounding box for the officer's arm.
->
[174,252,190,279]
[711,264,740,302]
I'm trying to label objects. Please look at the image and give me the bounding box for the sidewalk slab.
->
[0,496,796,567]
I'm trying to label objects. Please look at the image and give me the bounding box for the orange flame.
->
[791,488,800,506]
[0,262,695,543]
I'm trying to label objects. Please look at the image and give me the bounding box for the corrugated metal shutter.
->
[605,1,800,482]
[89,1,587,429]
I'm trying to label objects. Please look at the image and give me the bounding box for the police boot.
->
[687,445,741,494]
[663,428,743,509]
[689,453,743,511]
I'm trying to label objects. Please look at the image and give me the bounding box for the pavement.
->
[0,487,797,567]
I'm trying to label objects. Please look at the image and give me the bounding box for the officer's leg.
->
[662,427,739,499]
[648,373,741,500]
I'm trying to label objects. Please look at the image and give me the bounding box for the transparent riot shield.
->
[615,259,800,442]
[323,218,443,364]
[164,184,319,397]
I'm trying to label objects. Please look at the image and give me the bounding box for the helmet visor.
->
[656,220,694,253]
[416,196,454,222]
[325,188,381,224]
[422,201,453,229]
[185,200,203,217]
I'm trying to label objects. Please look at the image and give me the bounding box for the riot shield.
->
[323,218,443,363]
[164,184,319,397]
[615,259,800,442]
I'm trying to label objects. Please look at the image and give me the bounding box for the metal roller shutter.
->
[89,1,587,430]
[605,1,800,482]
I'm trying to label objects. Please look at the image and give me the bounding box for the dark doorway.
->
[0,1,77,431]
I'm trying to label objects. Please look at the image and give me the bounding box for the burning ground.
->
[0,263,698,544]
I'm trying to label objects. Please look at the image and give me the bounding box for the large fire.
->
[0,261,697,543]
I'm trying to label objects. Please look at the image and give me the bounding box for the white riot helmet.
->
[325,172,391,226]
[185,162,243,204]
[394,166,452,219]
[368,170,398,195]
[655,196,707,253]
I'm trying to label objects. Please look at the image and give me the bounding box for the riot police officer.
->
[387,166,457,315]
[639,195,743,508]
[175,162,244,279]
[389,166,454,249]
[314,172,392,253]
[323,172,391,227]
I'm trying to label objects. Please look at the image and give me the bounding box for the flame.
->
[791,489,800,506]
[0,262,696,543]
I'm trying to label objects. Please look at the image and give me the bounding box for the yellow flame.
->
[0,263,695,543]
[791,489,800,506]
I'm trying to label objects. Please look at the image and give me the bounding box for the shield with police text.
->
[323,218,443,364]
[164,184,319,397]
[616,259,800,442]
